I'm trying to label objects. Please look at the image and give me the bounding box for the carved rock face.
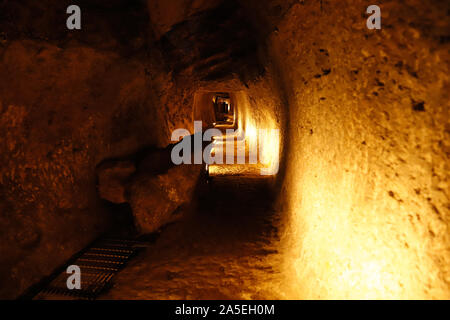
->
[97,160,136,204]
[128,164,203,234]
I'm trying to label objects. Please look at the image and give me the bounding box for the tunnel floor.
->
[100,172,284,299]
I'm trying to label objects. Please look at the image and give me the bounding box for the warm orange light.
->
[281,159,448,299]
[244,118,279,175]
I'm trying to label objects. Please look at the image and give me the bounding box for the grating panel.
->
[34,238,146,300]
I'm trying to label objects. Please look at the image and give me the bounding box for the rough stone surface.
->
[97,161,136,204]
[0,1,201,299]
[147,0,223,38]
[128,164,203,234]
[1,0,448,301]
[268,0,450,299]
[101,175,283,300]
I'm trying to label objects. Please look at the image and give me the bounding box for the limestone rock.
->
[129,164,202,234]
[97,161,136,204]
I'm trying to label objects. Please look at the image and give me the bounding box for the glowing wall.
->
[270,0,449,299]
[232,84,284,176]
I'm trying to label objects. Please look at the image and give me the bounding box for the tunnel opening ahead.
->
[212,93,234,126]
[193,91,237,130]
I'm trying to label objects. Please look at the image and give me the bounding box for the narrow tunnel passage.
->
[0,0,448,301]
[98,90,284,299]
[102,174,282,299]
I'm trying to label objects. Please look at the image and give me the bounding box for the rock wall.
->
[1,0,447,300]
[269,0,449,299]
[233,72,287,179]
[0,1,198,299]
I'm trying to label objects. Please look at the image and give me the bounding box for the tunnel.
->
[0,0,449,300]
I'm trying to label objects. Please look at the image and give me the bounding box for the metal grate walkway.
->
[33,238,147,300]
